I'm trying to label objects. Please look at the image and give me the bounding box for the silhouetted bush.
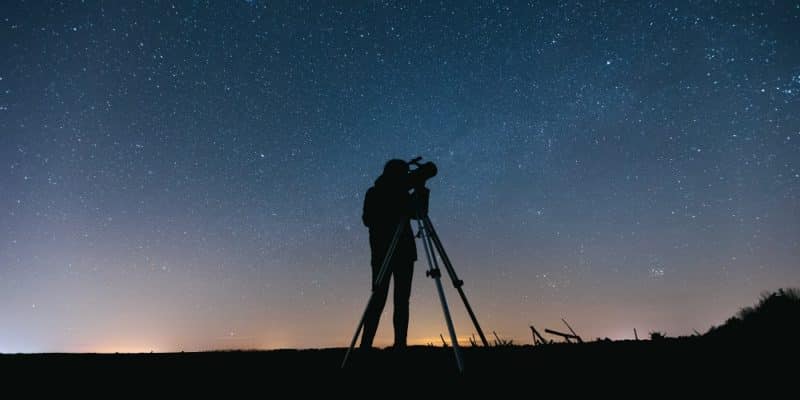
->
[706,288,800,342]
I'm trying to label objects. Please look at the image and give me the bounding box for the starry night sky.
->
[1,1,799,353]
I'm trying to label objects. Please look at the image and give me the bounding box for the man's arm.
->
[362,187,375,228]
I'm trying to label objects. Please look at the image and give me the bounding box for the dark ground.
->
[1,337,795,395]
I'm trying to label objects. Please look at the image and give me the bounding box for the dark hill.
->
[1,289,797,393]
[705,288,800,341]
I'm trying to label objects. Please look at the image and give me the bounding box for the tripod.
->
[341,188,489,372]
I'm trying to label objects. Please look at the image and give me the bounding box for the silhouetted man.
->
[360,159,418,349]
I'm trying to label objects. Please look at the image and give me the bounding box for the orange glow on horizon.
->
[84,344,165,354]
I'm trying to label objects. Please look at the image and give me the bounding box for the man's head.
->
[382,159,409,180]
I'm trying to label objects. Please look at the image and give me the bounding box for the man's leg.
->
[392,260,414,348]
[360,263,390,349]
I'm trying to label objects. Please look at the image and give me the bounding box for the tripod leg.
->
[341,220,406,369]
[417,219,464,373]
[422,215,490,347]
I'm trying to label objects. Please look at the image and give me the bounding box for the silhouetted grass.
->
[705,288,800,341]
[649,331,667,340]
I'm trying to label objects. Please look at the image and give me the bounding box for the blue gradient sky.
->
[1,1,798,352]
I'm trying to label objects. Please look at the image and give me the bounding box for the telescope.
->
[406,157,436,218]
[407,156,437,189]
